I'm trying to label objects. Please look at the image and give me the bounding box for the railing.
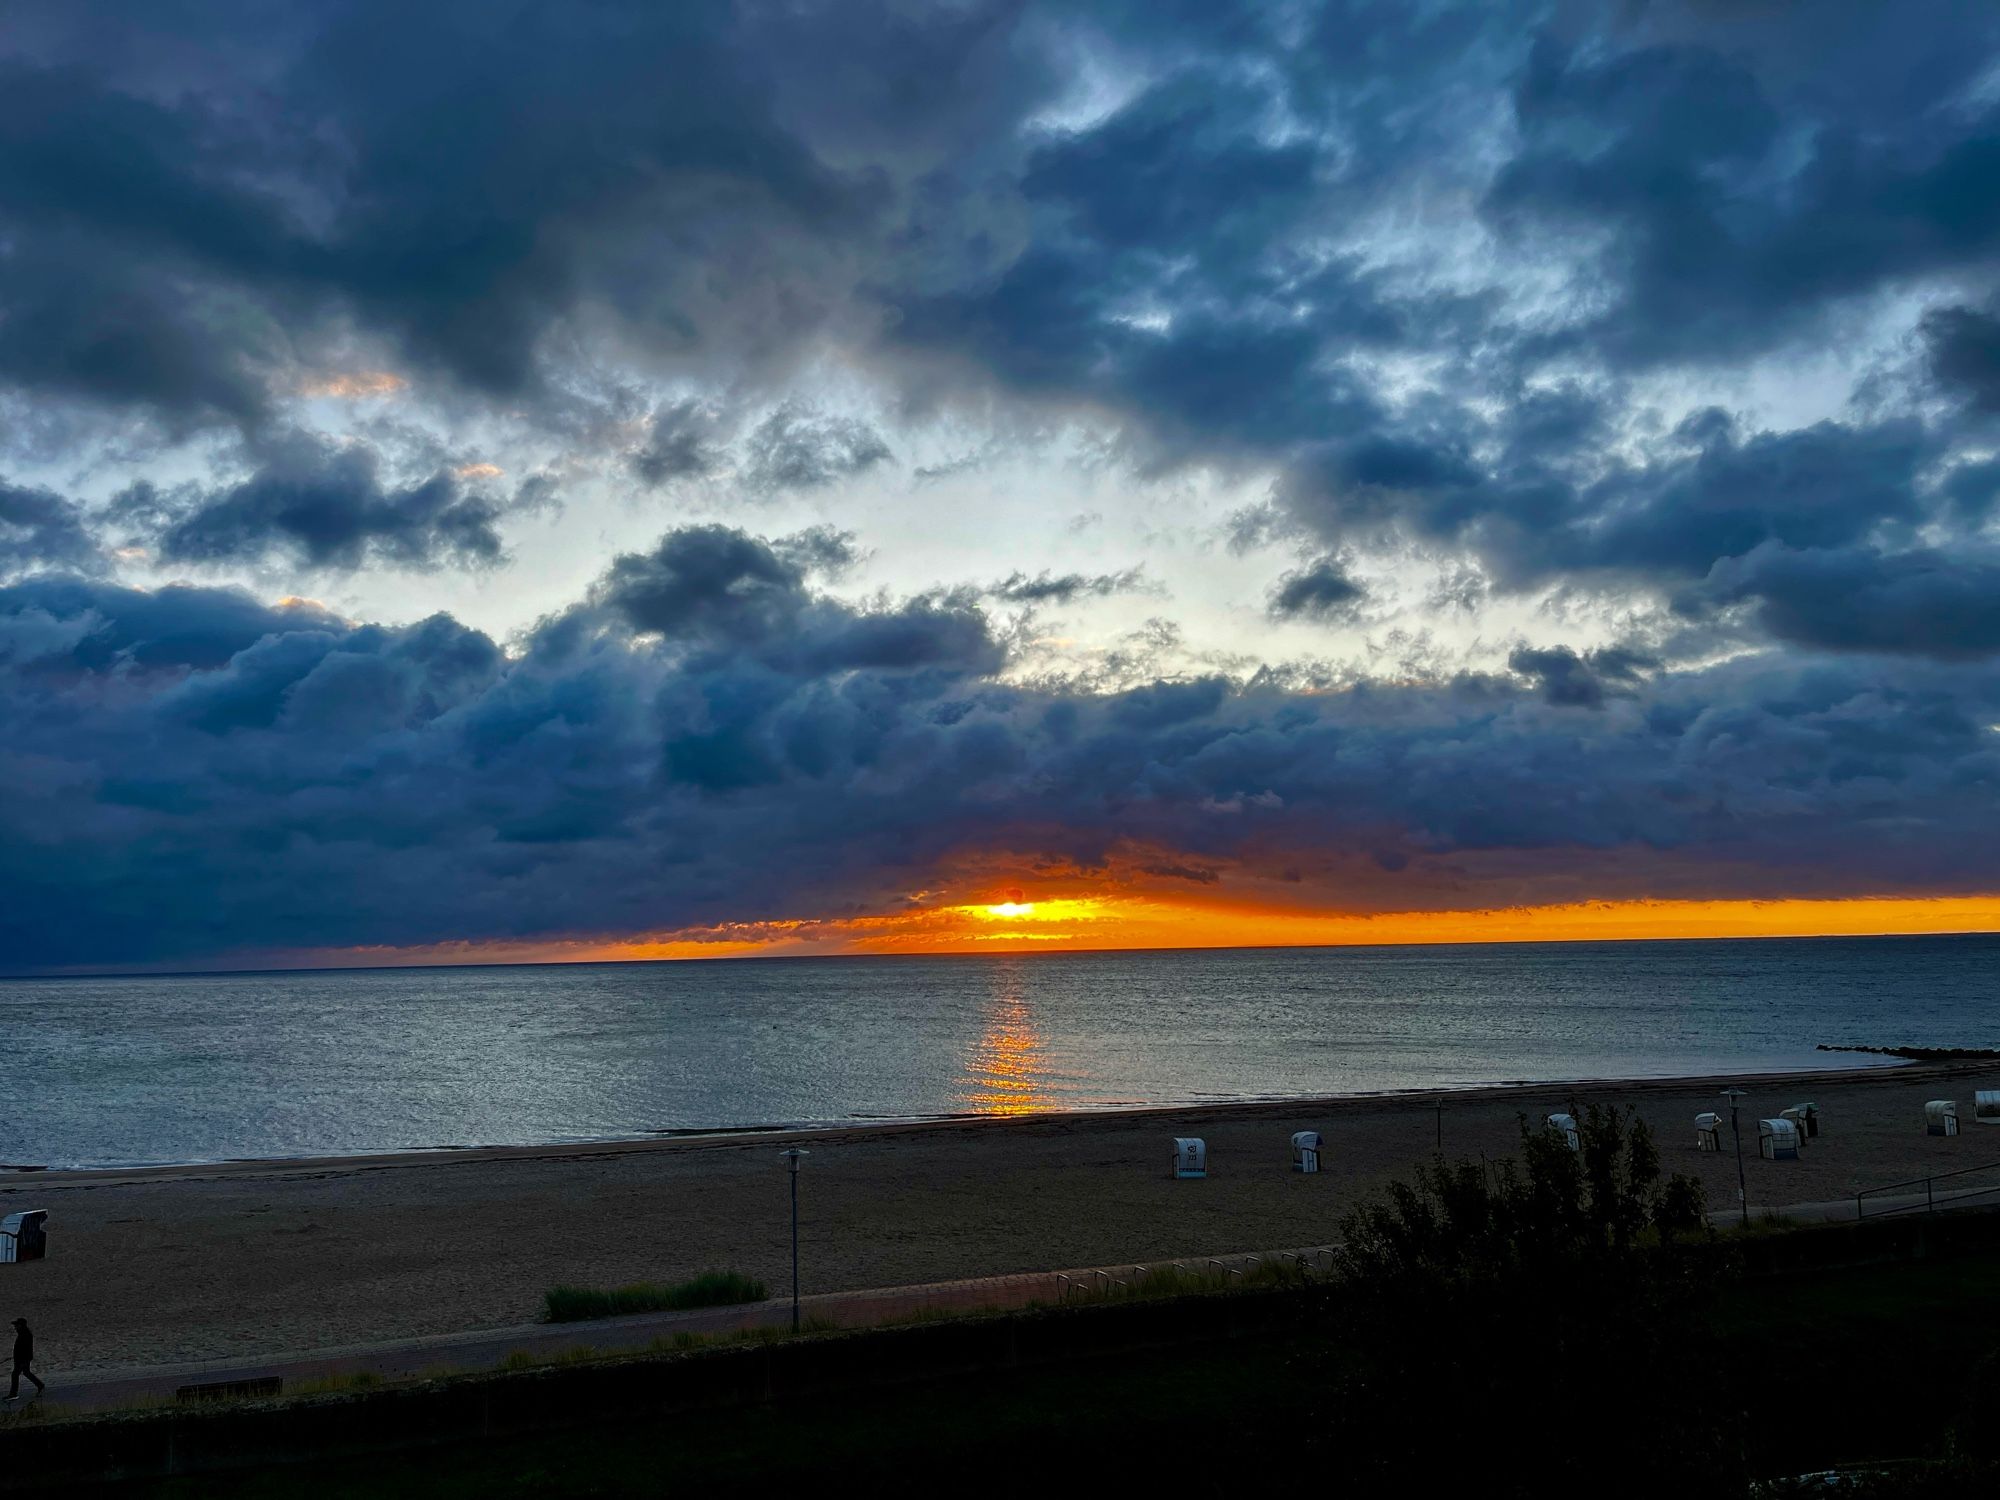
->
[1854,1158,2000,1219]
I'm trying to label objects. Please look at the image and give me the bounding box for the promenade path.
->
[15,1184,1999,1419]
[6,1243,1331,1418]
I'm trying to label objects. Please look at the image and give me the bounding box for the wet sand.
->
[4,1060,1997,1374]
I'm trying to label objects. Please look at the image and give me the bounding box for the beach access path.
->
[4,1244,1327,1417]
[3,1060,1997,1377]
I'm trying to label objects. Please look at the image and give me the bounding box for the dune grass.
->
[543,1270,767,1323]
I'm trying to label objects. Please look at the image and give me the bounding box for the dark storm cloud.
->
[1508,644,1657,709]
[1478,5,2000,367]
[4,0,2000,976]
[870,2,2000,653]
[0,574,343,671]
[5,1,1998,648]
[1269,557,1366,622]
[4,536,1998,969]
[582,525,998,695]
[1278,408,1962,657]
[1691,545,2000,660]
[0,55,297,430]
[0,479,101,575]
[1924,299,2000,414]
[590,525,821,644]
[117,435,518,572]
[0,1,907,428]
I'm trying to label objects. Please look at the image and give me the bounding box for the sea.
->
[1,934,1995,1170]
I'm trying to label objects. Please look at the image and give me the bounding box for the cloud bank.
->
[2,2,1999,966]
[3,526,1996,969]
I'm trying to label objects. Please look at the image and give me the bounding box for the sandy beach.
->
[4,1060,1998,1375]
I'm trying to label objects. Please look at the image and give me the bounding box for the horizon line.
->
[7,920,1996,984]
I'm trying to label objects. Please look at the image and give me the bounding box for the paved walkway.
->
[3,1244,1335,1418]
[1737,1185,2000,1223]
[19,1183,1997,1420]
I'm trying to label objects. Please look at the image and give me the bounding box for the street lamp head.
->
[781,1147,809,1169]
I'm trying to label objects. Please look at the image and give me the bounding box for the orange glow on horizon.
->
[311,892,2000,970]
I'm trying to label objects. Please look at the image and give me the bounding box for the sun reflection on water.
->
[958,970,1060,1116]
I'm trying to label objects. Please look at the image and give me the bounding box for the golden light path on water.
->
[956,962,1060,1116]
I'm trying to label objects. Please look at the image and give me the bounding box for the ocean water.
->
[1,935,1995,1170]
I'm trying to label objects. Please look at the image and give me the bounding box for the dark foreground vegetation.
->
[37,1109,2000,1497]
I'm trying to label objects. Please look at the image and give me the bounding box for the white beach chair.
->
[0,1209,47,1263]
[1546,1113,1580,1151]
[1759,1118,1800,1161]
[1173,1137,1207,1179]
[1695,1112,1722,1151]
[1291,1131,1322,1174]
[1925,1100,1960,1137]
[1976,1091,2000,1126]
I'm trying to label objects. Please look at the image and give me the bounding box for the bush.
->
[544,1270,767,1323]
[1306,1105,1739,1492]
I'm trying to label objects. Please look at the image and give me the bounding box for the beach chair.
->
[1173,1137,1207,1179]
[1779,1106,1812,1145]
[1977,1092,2000,1126]
[1759,1118,1800,1161]
[1695,1112,1722,1151]
[1925,1100,1960,1137]
[1546,1113,1580,1151]
[1291,1131,1323,1174]
[0,1209,47,1263]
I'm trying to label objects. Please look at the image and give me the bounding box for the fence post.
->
[1927,1176,1935,1213]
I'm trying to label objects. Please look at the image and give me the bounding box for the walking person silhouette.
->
[7,1317,44,1400]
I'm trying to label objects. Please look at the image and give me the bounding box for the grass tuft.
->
[289,1371,384,1398]
[544,1270,767,1323]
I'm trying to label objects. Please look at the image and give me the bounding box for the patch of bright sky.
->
[1016,17,1147,137]
[43,256,1942,692]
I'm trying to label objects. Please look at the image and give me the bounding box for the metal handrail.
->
[1855,1157,2000,1219]
[1860,1181,2000,1220]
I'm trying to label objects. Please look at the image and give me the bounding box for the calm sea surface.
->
[2,935,1995,1169]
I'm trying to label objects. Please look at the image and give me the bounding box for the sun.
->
[983,887,1034,919]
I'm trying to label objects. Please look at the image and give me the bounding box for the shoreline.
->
[3,1052,1965,1188]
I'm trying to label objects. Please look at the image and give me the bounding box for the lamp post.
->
[1721,1088,1749,1230]
[1433,1097,1444,1155]
[781,1147,808,1333]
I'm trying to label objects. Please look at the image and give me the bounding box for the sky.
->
[3,0,2000,973]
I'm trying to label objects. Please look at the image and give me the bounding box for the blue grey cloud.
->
[3,534,1997,969]
[630,399,726,487]
[122,435,519,572]
[1269,557,1366,622]
[2,4,2000,966]
[1690,545,2000,660]
[3,0,1996,635]
[740,405,893,493]
[0,479,101,575]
